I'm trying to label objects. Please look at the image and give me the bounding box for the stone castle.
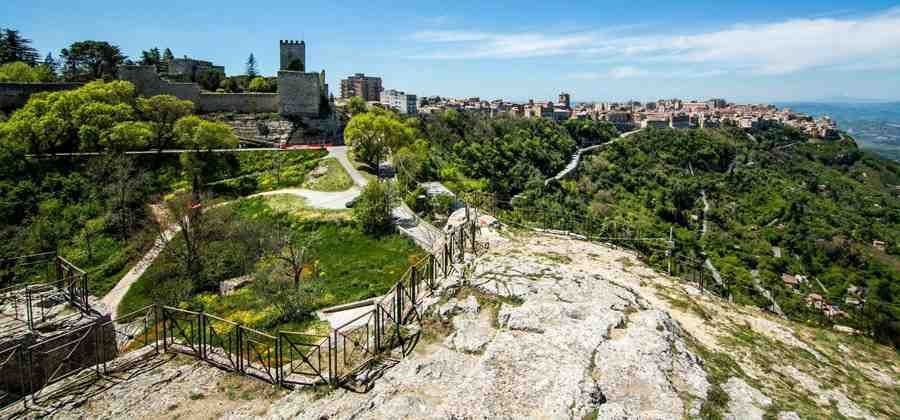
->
[118,40,330,119]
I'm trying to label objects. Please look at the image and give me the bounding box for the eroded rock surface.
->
[263,233,711,419]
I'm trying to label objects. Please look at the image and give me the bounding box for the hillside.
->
[16,230,899,419]
[518,124,900,347]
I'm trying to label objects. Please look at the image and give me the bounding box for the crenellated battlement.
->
[279,39,305,45]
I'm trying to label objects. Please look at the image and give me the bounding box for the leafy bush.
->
[353,181,396,235]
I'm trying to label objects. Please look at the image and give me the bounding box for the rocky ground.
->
[9,229,899,419]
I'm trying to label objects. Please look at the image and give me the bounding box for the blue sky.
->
[7,0,900,102]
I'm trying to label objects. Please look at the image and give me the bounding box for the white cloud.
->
[410,30,595,59]
[608,66,646,79]
[409,8,900,75]
[568,68,726,80]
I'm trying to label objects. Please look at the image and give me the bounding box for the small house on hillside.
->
[806,293,825,310]
[782,273,800,290]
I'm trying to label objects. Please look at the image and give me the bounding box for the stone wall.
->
[277,71,323,117]
[118,65,201,103]
[198,93,278,113]
[120,66,282,114]
[0,82,83,113]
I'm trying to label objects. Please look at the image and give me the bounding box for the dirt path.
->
[329,146,370,188]
[100,205,179,320]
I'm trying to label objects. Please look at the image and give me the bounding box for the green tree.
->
[247,76,275,92]
[344,113,415,171]
[562,119,618,146]
[220,77,240,93]
[0,80,137,154]
[140,47,162,67]
[347,96,368,116]
[245,53,258,77]
[160,48,174,73]
[173,115,239,194]
[42,53,59,77]
[196,69,223,91]
[353,181,396,235]
[0,29,39,65]
[136,94,195,152]
[60,40,126,81]
[105,121,152,152]
[0,61,54,82]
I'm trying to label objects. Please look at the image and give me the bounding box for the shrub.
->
[353,181,395,235]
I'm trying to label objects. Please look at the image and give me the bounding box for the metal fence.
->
[0,254,91,333]
[0,215,486,410]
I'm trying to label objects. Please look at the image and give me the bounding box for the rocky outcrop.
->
[722,377,771,420]
[262,233,711,419]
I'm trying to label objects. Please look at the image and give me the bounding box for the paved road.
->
[546,128,643,185]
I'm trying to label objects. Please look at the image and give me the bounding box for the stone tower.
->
[279,40,305,72]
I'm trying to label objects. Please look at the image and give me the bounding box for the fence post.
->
[154,305,160,354]
[331,330,339,384]
[396,283,403,325]
[162,307,168,352]
[457,227,465,263]
[26,287,33,331]
[374,306,381,353]
[443,242,450,277]
[275,335,282,385]
[236,324,243,372]
[470,219,476,252]
[410,267,418,306]
[198,312,205,360]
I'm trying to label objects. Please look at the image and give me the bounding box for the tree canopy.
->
[0,61,55,82]
[344,112,415,170]
[60,40,126,81]
[0,29,39,65]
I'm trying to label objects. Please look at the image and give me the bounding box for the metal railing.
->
[0,254,92,333]
[0,213,487,410]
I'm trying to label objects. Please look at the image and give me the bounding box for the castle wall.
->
[197,93,278,113]
[278,71,322,117]
[118,65,201,103]
[0,82,83,113]
[119,66,279,114]
[279,40,305,71]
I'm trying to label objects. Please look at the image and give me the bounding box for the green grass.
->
[302,158,354,192]
[118,195,422,334]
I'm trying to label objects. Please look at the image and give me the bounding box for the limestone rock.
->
[722,377,772,420]
[778,411,802,420]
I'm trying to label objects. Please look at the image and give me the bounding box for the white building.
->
[381,89,418,115]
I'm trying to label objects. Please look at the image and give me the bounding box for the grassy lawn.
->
[302,158,354,192]
[118,195,421,337]
[207,149,328,198]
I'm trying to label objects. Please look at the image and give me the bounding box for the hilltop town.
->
[414,94,840,140]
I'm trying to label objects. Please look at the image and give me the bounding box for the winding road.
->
[546,128,643,185]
